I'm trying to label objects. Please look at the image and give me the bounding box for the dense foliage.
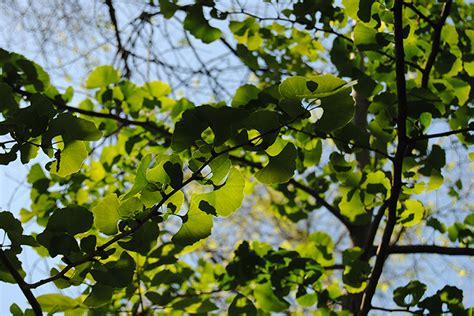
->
[0,0,473,315]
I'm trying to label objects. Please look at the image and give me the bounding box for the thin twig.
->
[403,2,436,28]
[410,125,473,142]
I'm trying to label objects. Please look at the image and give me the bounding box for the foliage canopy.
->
[0,0,473,315]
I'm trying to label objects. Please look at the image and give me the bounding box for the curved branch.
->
[421,0,453,88]
[402,2,436,28]
[28,111,309,289]
[0,249,42,315]
[14,87,171,137]
[288,178,353,231]
[228,154,352,232]
[105,0,131,78]
[288,126,393,160]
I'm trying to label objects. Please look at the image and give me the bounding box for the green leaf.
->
[47,205,93,235]
[118,221,160,255]
[143,80,172,98]
[393,281,427,307]
[159,0,179,19]
[85,65,120,89]
[315,87,355,132]
[184,5,222,44]
[357,0,375,22]
[0,82,17,114]
[37,294,80,313]
[45,113,102,144]
[256,143,296,184]
[398,200,425,227]
[9,303,23,316]
[279,76,309,99]
[229,294,257,315]
[83,284,114,307]
[91,251,135,288]
[207,154,231,184]
[296,231,334,266]
[354,23,378,51]
[172,200,213,246]
[91,194,120,235]
[279,75,356,99]
[197,167,245,216]
[296,292,318,307]
[163,161,183,189]
[254,281,290,312]
[232,84,260,107]
[118,196,143,218]
[19,142,38,164]
[27,163,46,184]
[171,108,209,152]
[122,154,152,200]
[50,141,88,177]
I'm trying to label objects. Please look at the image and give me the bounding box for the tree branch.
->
[14,87,171,137]
[359,1,409,314]
[361,201,389,260]
[421,0,452,88]
[410,125,474,142]
[371,305,419,314]
[105,0,131,78]
[28,112,308,289]
[288,178,353,231]
[288,126,393,160]
[402,2,436,28]
[389,245,474,256]
[227,154,351,231]
[0,249,42,315]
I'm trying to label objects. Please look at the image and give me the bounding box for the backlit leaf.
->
[256,143,296,184]
[50,141,88,177]
[91,194,120,235]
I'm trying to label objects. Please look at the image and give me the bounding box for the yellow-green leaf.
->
[50,141,88,177]
[92,194,120,235]
[85,65,120,89]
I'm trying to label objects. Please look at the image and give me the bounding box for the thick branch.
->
[359,1,408,314]
[389,245,474,256]
[421,0,452,88]
[0,249,42,315]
